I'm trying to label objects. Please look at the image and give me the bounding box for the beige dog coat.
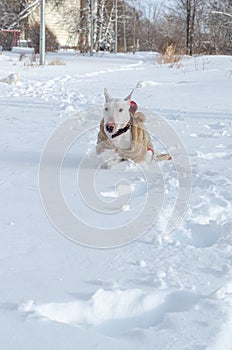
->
[96,110,154,163]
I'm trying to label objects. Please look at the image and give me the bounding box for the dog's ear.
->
[129,101,138,114]
[124,89,134,101]
[104,88,111,102]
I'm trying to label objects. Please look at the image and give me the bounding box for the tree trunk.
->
[123,1,127,52]
[186,0,197,55]
[189,0,196,55]
[186,0,191,54]
[78,0,89,53]
[95,0,105,50]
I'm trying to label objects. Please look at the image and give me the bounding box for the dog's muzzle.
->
[105,122,116,134]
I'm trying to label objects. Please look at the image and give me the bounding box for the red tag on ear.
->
[129,101,138,114]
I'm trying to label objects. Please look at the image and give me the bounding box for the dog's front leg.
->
[137,149,154,170]
[97,149,123,169]
[145,149,154,163]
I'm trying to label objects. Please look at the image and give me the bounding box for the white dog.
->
[96,88,171,168]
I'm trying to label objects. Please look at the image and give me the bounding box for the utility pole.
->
[89,0,94,56]
[115,0,118,54]
[40,0,45,65]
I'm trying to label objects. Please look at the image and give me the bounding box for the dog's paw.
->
[96,149,122,169]
[145,149,154,163]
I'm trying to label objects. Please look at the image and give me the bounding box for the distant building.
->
[29,0,81,48]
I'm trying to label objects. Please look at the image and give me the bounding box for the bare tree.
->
[0,0,39,29]
[206,0,232,54]
[78,0,90,53]
[172,0,203,55]
[137,0,164,51]
[158,3,186,53]
[95,0,106,50]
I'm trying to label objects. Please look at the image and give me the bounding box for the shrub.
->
[47,57,66,66]
[157,44,183,66]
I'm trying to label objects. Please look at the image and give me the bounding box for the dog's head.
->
[103,88,136,136]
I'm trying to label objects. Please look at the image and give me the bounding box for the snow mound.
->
[0,73,19,85]
[20,288,166,328]
[12,46,35,54]
[136,80,159,88]
[209,281,232,300]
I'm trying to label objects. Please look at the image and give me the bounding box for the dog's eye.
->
[105,107,108,111]
[119,108,123,112]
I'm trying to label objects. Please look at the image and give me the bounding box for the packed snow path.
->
[0,51,232,350]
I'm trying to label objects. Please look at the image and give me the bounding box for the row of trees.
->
[160,0,232,55]
[59,0,143,53]
[61,0,232,55]
[0,0,231,55]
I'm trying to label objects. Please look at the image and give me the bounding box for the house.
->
[28,0,82,48]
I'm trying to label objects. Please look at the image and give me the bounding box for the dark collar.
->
[111,119,132,139]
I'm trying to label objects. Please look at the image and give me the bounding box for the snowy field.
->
[0,50,232,349]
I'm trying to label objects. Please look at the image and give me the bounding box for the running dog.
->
[96,88,171,167]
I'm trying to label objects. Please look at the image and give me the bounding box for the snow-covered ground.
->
[0,50,232,349]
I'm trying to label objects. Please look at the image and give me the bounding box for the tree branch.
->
[211,11,232,19]
[7,0,40,29]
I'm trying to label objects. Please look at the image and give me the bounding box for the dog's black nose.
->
[106,124,115,133]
